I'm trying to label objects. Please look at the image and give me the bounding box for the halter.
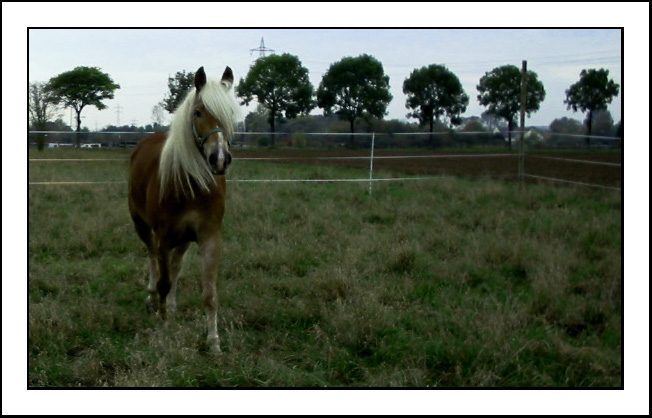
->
[192,121,225,153]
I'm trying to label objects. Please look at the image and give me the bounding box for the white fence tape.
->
[29,159,128,162]
[28,177,436,186]
[527,155,621,167]
[29,154,515,163]
[29,181,127,185]
[522,174,621,190]
[29,130,622,140]
[29,131,620,191]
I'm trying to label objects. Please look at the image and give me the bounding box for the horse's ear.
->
[221,66,234,89]
[194,67,207,92]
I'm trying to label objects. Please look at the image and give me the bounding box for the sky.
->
[28,27,622,131]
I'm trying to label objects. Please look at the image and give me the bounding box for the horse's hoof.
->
[166,304,177,316]
[145,296,158,314]
[208,337,222,355]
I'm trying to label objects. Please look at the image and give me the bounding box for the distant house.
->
[81,143,102,148]
[47,143,74,148]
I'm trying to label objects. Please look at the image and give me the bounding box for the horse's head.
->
[191,66,234,175]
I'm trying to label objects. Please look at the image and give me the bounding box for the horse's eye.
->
[194,110,201,118]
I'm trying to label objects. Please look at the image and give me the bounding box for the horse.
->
[128,66,238,353]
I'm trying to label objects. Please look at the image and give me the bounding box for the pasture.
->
[28,148,622,387]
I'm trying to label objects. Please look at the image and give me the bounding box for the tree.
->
[243,105,274,146]
[237,53,315,147]
[548,116,583,147]
[45,117,73,132]
[151,103,167,130]
[476,65,545,149]
[29,82,60,150]
[317,54,392,146]
[458,118,494,147]
[161,70,195,114]
[480,110,507,131]
[45,66,120,145]
[403,64,469,146]
[244,104,270,133]
[549,117,583,134]
[564,69,620,148]
[591,109,615,137]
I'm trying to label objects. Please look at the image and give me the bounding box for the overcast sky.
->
[29,27,622,130]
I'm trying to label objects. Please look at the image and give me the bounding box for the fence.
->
[28,129,623,150]
[28,131,622,192]
[29,131,149,149]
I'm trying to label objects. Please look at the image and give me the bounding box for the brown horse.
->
[128,66,238,353]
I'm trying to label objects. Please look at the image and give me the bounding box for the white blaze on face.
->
[217,133,226,171]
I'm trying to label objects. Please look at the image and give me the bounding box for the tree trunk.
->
[75,108,82,147]
[586,109,593,149]
[36,121,46,151]
[269,116,275,148]
[349,118,355,148]
[507,118,513,150]
[37,134,45,151]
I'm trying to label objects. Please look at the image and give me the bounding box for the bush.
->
[292,132,308,148]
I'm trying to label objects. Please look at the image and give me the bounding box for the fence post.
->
[519,60,527,187]
[369,132,375,196]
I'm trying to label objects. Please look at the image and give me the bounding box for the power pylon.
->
[115,103,122,126]
[250,37,274,59]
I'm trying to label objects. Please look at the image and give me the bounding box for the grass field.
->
[28,148,622,387]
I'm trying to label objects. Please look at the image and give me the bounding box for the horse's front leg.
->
[144,234,161,314]
[198,235,222,353]
[145,251,159,314]
[166,242,190,315]
[155,243,173,319]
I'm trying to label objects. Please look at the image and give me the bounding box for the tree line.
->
[29,56,620,150]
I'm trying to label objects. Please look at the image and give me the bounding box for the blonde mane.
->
[159,78,239,198]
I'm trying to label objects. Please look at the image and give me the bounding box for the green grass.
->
[28,149,622,387]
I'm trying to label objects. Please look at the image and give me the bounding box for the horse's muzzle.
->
[209,150,232,175]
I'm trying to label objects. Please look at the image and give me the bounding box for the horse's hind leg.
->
[130,214,159,313]
[152,237,191,320]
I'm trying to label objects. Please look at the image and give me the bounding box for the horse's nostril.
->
[209,153,218,166]
[225,153,232,166]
